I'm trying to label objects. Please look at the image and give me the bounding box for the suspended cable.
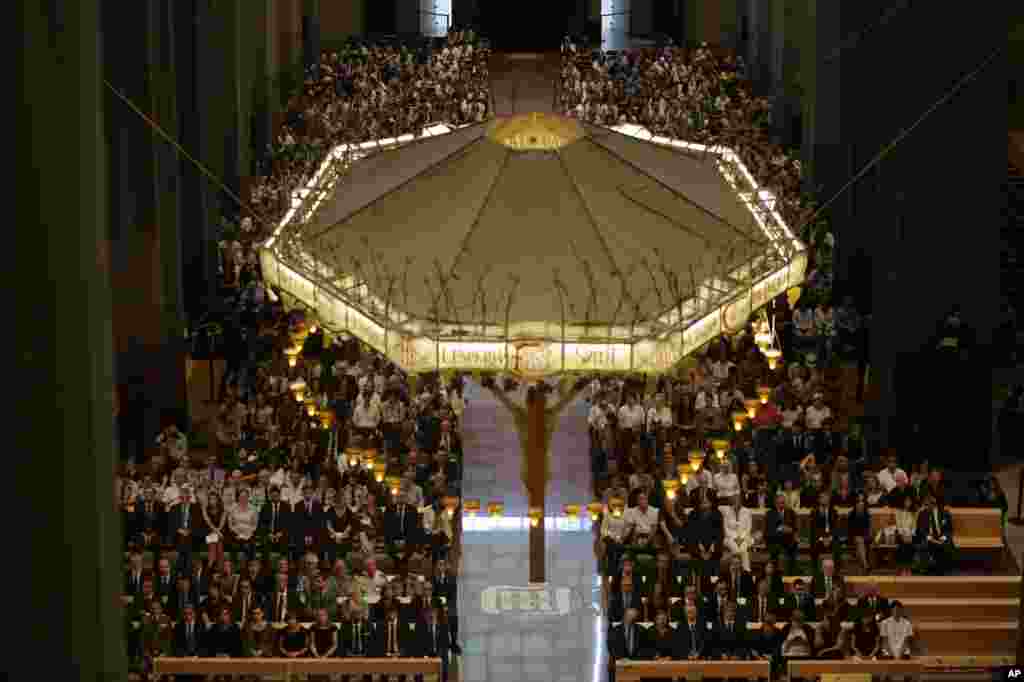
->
[102,78,272,233]
[794,46,1002,237]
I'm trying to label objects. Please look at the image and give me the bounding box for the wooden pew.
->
[736,620,1016,656]
[788,659,923,681]
[616,659,771,681]
[154,657,442,677]
[841,575,1020,600]
[744,507,1003,550]
[913,621,1017,656]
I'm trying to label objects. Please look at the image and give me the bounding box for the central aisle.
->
[457,381,607,682]
[488,52,562,117]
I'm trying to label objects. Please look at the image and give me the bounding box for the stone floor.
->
[458,380,607,682]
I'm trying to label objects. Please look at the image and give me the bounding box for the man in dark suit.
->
[418,607,455,682]
[608,579,645,623]
[811,557,843,599]
[674,602,708,660]
[167,574,195,623]
[915,494,955,574]
[701,580,731,629]
[168,486,199,573]
[134,487,166,564]
[781,423,812,478]
[432,559,459,642]
[809,492,842,567]
[711,602,749,659]
[724,556,756,604]
[764,493,799,575]
[385,492,421,575]
[292,484,324,560]
[609,607,648,660]
[153,557,177,605]
[371,604,417,682]
[786,579,816,622]
[172,604,206,680]
[257,486,291,561]
[123,550,146,600]
[748,578,780,624]
[232,577,265,627]
[268,572,302,624]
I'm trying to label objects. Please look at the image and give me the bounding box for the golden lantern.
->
[319,410,333,429]
[744,398,759,420]
[609,497,625,518]
[373,462,387,483]
[305,400,317,418]
[563,503,580,519]
[285,346,301,368]
[662,479,680,500]
[363,450,376,470]
[754,328,773,349]
[586,502,604,521]
[757,385,772,404]
[763,348,782,370]
[688,449,705,472]
[528,507,544,528]
[346,449,361,468]
[487,501,504,518]
[464,499,481,516]
[443,495,459,518]
[681,471,690,486]
[732,411,748,432]
[386,476,402,497]
[711,438,731,460]
[289,379,307,403]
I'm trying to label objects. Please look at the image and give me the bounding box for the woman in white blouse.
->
[228,488,259,563]
[894,494,918,575]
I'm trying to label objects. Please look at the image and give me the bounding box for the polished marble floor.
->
[458,381,607,682]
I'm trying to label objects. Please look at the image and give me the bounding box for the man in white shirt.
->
[721,495,753,571]
[623,492,659,551]
[804,393,831,430]
[880,601,915,658]
[876,454,908,494]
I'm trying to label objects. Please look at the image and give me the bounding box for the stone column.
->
[16,1,124,679]
[303,0,322,74]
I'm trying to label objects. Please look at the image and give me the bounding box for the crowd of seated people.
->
[589,302,1007,675]
[116,251,469,679]
[559,40,812,237]
[239,29,490,243]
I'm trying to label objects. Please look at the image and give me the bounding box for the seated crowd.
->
[559,40,812,244]
[589,310,1007,676]
[116,256,468,679]
[239,29,490,244]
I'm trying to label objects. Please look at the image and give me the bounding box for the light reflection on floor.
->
[458,382,607,682]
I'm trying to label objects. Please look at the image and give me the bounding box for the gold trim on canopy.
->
[487,112,584,151]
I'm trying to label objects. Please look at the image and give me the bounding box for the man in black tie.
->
[609,606,647,681]
[764,493,799,575]
[292,485,323,562]
[172,604,205,681]
[169,487,198,573]
[123,550,145,601]
[914,494,955,574]
[386,492,421,576]
[751,578,776,624]
[417,607,453,682]
[431,560,459,643]
[154,557,176,605]
[713,602,748,660]
[674,602,706,660]
[258,486,291,561]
